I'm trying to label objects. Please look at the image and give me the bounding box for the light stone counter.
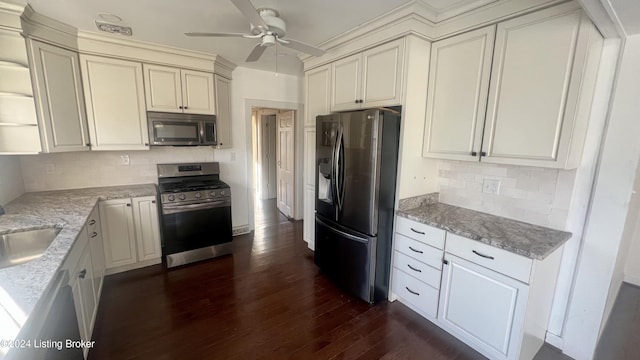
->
[397,194,571,260]
[0,184,157,343]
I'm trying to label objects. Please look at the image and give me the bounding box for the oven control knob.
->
[210,191,216,198]
[195,192,202,199]
[167,195,175,202]
[220,190,226,196]
[178,194,186,201]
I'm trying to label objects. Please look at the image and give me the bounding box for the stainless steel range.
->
[157,162,232,268]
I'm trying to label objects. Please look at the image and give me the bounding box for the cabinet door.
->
[303,128,316,248]
[422,27,495,161]
[100,199,137,268]
[71,239,96,357]
[438,254,528,360]
[331,53,361,112]
[214,74,232,148]
[132,196,162,261]
[80,55,149,151]
[305,65,331,126]
[181,69,215,115]
[87,206,105,299]
[361,38,404,108]
[482,9,583,166]
[29,40,90,153]
[143,64,182,113]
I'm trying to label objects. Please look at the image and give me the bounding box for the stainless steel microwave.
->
[148,111,217,146]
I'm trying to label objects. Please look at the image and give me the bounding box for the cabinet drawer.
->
[394,251,442,289]
[446,233,532,283]
[394,233,443,270]
[395,216,445,249]
[392,269,439,319]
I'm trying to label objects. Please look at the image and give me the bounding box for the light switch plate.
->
[483,178,501,194]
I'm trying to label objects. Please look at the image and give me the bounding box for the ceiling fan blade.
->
[278,38,325,57]
[231,0,268,30]
[185,32,248,37]
[246,43,266,62]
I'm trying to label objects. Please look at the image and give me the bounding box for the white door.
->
[361,38,404,108]
[260,114,277,200]
[181,69,215,114]
[132,196,162,261]
[143,64,182,113]
[29,40,91,153]
[100,199,137,268]
[422,26,495,161]
[213,74,232,147]
[276,110,295,218]
[482,9,583,166]
[80,55,149,150]
[438,254,528,360]
[331,53,361,112]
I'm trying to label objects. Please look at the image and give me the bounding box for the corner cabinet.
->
[143,64,215,115]
[214,74,232,148]
[28,39,91,153]
[422,7,603,169]
[330,38,404,112]
[80,55,149,151]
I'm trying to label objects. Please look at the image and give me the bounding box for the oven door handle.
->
[162,200,230,214]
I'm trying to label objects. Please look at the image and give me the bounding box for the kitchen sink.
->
[0,228,61,269]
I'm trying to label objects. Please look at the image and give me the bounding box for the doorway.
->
[252,107,296,228]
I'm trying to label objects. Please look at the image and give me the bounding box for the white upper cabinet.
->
[213,74,232,148]
[422,8,602,169]
[330,38,404,112]
[422,26,495,161]
[481,9,600,168]
[80,55,149,151]
[143,64,215,115]
[305,64,331,126]
[28,40,90,153]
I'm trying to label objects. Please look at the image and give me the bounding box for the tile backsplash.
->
[438,160,575,229]
[20,147,215,192]
[0,156,25,204]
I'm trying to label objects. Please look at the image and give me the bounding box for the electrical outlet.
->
[45,164,55,175]
[482,178,501,195]
[120,154,130,166]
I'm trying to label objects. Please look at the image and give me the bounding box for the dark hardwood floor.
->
[88,200,581,360]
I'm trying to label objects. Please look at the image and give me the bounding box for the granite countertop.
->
[397,196,572,260]
[0,184,157,339]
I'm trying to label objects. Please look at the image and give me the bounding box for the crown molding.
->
[21,3,78,50]
[0,0,25,30]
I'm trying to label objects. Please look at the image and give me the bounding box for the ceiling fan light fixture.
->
[262,34,276,47]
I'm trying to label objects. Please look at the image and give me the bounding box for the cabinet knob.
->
[79,269,87,279]
[86,143,91,147]
[179,106,183,109]
[89,220,96,226]
[471,151,478,156]
[126,203,131,207]
[184,106,188,109]
[145,143,149,146]
[480,151,487,157]
[152,200,156,204]
[91,232,98,238]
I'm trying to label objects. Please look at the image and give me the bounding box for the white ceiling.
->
[17,0,494,75]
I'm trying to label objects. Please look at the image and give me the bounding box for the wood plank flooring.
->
[88,200,580,359]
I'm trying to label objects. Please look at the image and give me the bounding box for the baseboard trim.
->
[623,274,640,286]
[545,332,564,350]
[233,225,251,236]
[105,258,161,275]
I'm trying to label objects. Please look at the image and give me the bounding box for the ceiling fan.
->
[185,0,326,62]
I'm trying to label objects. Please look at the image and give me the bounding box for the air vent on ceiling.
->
[95,21,132,36]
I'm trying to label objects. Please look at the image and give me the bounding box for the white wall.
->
[213,67,303,231]
[438,161,573,229]
[563,34,640,360]
[0,156,24,205]
[19,147,214,191]
[623,159,640,286]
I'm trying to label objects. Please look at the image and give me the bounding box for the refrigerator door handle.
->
[316,216,369,244]
[334,126,344,213]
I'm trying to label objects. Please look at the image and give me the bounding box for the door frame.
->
[245,99,304,231]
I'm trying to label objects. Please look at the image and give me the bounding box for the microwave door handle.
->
[213,121,218,145]
[199,122,205,144]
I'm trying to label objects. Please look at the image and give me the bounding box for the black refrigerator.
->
[315,108,400,303]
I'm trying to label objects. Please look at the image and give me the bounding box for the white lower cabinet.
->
[439,254,528,360]
[100,196,162,274]
[390,216,563,360]
[69,229,97,359]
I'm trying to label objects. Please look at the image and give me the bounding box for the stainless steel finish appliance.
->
[148,111,217,146]
[315,108,401,303]
[157,162,232,268]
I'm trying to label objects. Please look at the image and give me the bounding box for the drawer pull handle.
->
[89,220,96,226]
[472,250,495,260]
[405,286,420,296]
[410,228,425,235]
[407,264,422,273]
[79,269,87,279]
[408,246,423,254]
[91,232,98,238]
